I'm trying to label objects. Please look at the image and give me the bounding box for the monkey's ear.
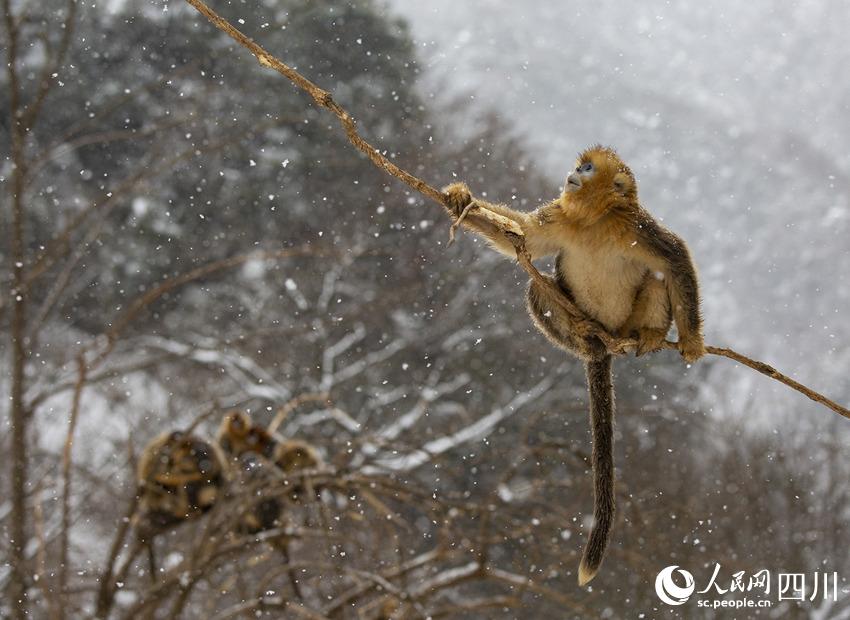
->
[613,172,633,195]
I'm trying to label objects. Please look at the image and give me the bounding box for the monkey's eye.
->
[580,162,594,174]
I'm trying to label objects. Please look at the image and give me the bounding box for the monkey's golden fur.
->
[135,431,227,540]
[443,145,704,585]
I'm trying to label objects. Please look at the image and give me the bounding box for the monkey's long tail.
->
[578,354,615,586]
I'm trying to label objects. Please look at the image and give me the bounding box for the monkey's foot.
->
[605,333,638,356]
[635,328,667,357]
[678,336,706,364]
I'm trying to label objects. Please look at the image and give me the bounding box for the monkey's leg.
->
[578,354,615,586]
[619,274,670,356]
[526,275,607,361]
[632,223,705,361]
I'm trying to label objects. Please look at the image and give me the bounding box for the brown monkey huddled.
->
[443,146,705,585]
[217,411,323,481]
[216,411,324,532]
[135,431,227,541]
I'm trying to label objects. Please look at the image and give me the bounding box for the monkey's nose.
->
[566,172,582,191]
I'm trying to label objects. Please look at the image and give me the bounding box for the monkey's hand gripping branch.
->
[183,0,850,421]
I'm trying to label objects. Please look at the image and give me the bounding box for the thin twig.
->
[183,0,849,421]
[213,599,330,620]
[20,0,77,130]
[94,495,140,619]
[95,246,326,364]
[58,353,88,619]
[703,345,849,419]
[28,355,170,410]
[32,480,56,618]
[184,402,222,435]
[267,392,331,434]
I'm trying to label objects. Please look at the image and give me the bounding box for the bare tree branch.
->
[20,0,77,130]
[96,246,326,363]
[141,336,294,403]
[94,494,139,619]
[268,393,331,434]
[3,0,34,612]
[367,374,556,473]
[57,353,88,620]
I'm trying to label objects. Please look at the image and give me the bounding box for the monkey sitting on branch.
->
[134,430,227,577]
[216,411,324,524]
[216,411,324,599]
[136,430,227,539]
[444,145,705,585]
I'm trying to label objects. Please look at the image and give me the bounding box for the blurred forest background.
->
[1,0,849,618]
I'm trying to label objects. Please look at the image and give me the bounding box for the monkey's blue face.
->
[565,161,595,193]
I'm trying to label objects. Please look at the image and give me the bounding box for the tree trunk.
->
[6,62,30,620]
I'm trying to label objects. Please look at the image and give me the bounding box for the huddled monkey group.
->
[135,410,324,552]
[443,145,704,585]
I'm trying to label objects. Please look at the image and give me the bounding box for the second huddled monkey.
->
[216,411,323,522]
[217,411,324,477]
[216,411,323,600]
[443,145,704,585]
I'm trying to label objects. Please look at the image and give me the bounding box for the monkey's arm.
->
[442,182,562,259]
[631,215,705,362]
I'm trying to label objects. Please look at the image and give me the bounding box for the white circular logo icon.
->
[655,565,695,606]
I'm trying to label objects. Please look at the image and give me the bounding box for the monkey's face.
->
[225,411,251,437]
[564,159,595,193]
[563,146,637,205]
[218,411,251,456]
